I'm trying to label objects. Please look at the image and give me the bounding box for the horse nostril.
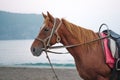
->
[31,47,36,53]
[31,47,43,56]
[33,48,35,52]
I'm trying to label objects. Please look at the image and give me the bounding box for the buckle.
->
[116,58,120,71]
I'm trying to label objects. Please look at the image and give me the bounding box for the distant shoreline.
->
[0,63,76,69]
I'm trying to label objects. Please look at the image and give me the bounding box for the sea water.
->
[0,40,75,68]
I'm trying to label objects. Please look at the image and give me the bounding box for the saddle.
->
[103,30,120,80]
[103,30,120,70]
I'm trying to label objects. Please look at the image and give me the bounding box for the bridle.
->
[35,18,110,80]
[36,18,62,51]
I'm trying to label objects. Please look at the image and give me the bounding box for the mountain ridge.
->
[0,11,43,40]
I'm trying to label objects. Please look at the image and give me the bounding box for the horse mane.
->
[61,19,101,53]
[62,19,98,43]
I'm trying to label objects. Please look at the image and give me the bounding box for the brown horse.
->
[31,12,112,80]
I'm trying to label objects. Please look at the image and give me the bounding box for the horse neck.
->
[58,22,103,58]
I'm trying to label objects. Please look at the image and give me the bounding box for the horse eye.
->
[44,27,50,32]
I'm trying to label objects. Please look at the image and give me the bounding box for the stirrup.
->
[116,58,120,71]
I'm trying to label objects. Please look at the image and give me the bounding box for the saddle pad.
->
[109,38,117,58]
[101,33,115,68]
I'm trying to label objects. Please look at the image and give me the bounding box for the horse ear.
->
[42,12,47,19]
[61,18,65,24]
[47,11,54,23]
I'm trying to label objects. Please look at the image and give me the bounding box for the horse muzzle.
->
[31,47,44,56]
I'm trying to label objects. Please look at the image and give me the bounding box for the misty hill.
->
[0,11,43,40]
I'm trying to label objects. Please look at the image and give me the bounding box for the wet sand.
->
[0,67,82,80]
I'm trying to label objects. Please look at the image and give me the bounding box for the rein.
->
[44,23,110,54]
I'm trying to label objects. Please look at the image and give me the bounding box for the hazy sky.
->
[0,0,120,32]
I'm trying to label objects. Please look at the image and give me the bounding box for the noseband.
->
[36,18,62,50]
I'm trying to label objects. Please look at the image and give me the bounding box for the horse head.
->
[31,12,62,56]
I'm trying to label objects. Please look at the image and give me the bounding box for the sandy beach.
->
[0,67,82,80]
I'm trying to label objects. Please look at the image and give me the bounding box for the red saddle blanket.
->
[101,33,115,68]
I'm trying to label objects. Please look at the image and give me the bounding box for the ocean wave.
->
[16,62,75,68]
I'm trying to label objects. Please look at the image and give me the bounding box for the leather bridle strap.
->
[46,18,57,47]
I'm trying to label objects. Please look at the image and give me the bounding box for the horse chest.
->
[76,65,98,80]
[75,57,102,80]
